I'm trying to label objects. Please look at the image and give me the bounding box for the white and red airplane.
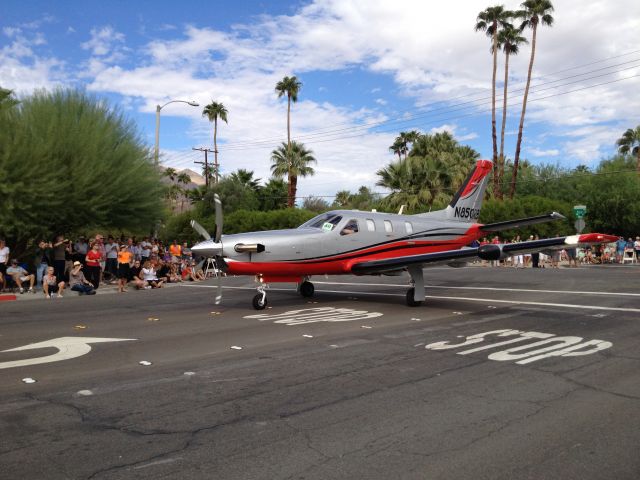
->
[191,159,616,309]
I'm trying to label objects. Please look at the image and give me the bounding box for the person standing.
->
[117,245,133,293]
[85,242,102,289]
[635,236,640,262]
[531,235,540,268]
[0,239,9,290]
[34,240,53,289]
[104,236,118,281]
[52,236,70,284]
[74,236,89,265]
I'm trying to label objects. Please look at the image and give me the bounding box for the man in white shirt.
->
[6,259,35,294]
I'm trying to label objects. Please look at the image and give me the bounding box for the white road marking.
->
[139,361,152,366]
[230,346,243,350]
[245,307,383,325]
[302,334,314,338]
[76,390,93,396]
[0,337,137,370]
[21,378,36,384]
[312,281,640,297]
[184,285,640,313]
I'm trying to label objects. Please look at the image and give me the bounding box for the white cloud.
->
[2,0,638,191]
[527,148,560,157]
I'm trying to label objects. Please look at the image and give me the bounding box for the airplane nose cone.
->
[191,240,223,257]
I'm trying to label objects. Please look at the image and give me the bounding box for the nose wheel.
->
[252,292,267,310]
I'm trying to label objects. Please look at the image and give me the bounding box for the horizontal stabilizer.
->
[481,212,565,232]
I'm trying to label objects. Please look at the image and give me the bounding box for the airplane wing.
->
[350,233,617,275]
[480,211,565,232]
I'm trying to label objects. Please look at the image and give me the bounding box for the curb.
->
[0,294,17,302]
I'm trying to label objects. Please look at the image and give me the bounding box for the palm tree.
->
[176,172,192,212]
[616,126,640,173]
[162,167,177,182]
[270,141,316,207]
[230,169,262,191]
[275,76,303,204]
[275,76,302,149]
[202,101,228,185]
[475,5,514,198]
[496,23,527,196]
[510,0,554,198]
[389,137,406,161]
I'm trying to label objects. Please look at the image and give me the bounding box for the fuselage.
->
[191,210,483,281]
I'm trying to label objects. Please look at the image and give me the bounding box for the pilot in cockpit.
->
[340,219,359,236]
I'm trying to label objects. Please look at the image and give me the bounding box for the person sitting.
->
[68,261,96,295]
[129,260,147,289]
[190,260,206,280]
[141,260,164,288]
[180,260,200,282]
[42,266,65,298]
[6,259,36,294]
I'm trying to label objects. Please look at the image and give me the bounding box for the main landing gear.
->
[298,280,315,298]
[406,266,424,307]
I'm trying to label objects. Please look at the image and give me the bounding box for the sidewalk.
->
[1,281,183,302]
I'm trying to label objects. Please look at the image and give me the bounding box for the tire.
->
[252,293,267,310]
[406,288,422,307]
[299,281,315,298]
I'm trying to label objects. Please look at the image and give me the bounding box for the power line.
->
[217,54,640,149]
[222,73,639,151]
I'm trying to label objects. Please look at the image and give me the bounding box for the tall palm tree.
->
[475,5,514,198]
[270,141,316,207]
[616,126,640,173]
[510,0,554,198]
[275,76,302,149]
[275,76,303,202]
[162,167,177,182]
[496,23,527,196]
[202,101,228,185]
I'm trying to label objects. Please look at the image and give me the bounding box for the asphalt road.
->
[1,265,639,479]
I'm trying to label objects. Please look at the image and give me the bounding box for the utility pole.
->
[193,147,216,186]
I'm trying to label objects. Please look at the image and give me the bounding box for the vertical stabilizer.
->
[443,159,493,222]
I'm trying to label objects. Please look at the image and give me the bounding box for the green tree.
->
[275,76,303,204]
[511,0,554,198]
[0,88,163,256]
[616,125,640,173]
[258,178,289,211]
[302,196,330,213]
[275,75,302,149]
[475,5,514,195]
[229,168,261,191]
[270,141,316,207]
[377,132,479,212]
[496,23,527,196]
[202,101,228,184]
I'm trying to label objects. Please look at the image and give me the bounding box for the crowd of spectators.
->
[0,236,208,298]
[477,236,640,267]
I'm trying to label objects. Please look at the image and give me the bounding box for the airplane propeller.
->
[190,193,225,305]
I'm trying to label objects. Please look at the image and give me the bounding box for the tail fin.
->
[444,159,493,222]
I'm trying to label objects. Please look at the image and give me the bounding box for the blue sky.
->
[2,0,639,200]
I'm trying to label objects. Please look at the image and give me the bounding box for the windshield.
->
[299,213,343,231]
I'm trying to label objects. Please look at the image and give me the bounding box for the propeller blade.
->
[214,194,223,243]
[190,220,211,241]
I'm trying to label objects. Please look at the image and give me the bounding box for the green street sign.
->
[573,205,587,219]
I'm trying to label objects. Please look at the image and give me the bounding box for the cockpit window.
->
[340,219,359,236]
[299,213,343,231]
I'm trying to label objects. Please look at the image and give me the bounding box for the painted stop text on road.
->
[425,329,612,365]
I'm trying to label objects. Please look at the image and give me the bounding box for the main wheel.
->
[299,281,315,298]
[252,293,267,310]
[406,288,423,307]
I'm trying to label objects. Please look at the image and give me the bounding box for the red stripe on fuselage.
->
[226,226,482,278]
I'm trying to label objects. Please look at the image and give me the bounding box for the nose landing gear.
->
[252,284,267,310]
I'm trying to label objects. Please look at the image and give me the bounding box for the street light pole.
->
[154,99,199,166]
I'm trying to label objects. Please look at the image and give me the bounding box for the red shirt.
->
[86,250,101,267]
